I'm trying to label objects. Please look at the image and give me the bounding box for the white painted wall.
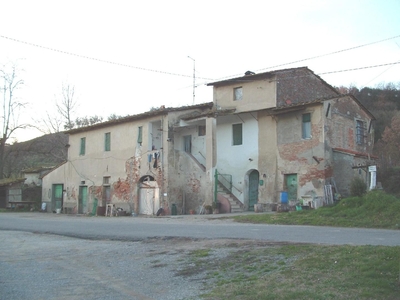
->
[216,113,258,203]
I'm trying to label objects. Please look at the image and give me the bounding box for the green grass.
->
[179,243,400,300]
[234,190,400,229]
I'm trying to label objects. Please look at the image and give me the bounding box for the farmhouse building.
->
[42,67,375,214]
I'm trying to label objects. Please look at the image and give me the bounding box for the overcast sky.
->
[1,0,400,142]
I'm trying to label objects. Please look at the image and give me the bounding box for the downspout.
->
[214,169,218,204]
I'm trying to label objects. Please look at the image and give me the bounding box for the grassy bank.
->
[187,242,400,300]
[234,190,400,230]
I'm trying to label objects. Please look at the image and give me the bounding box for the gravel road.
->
[1,230,245,300]
[1,212,399,300]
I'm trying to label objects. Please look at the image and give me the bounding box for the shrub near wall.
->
[350,177,367,197]
[22,186,42,208]
[378,167,400,196]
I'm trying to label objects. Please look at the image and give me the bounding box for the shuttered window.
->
[137,126,143,144]
[302,113,311,139]
[233,123,243,145]
[356,120,364,145]
[79,137,86,156]
[104,132,111,151]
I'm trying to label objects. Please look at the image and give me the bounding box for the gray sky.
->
[1,0,400,142]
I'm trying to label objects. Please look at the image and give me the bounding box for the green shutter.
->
[302,113,311,122]
[80,137,86,155]
[233,124,242,145]
[105,132,111,151]
[137,126,143,144]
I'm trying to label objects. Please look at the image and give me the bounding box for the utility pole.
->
[188,56,195,105]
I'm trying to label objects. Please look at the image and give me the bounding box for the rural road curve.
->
[0,212,399,246]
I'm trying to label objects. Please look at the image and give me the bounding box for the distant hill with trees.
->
[4,132,68,178]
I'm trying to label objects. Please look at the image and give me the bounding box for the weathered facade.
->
[207,67,375,209]
[42,104,215,214]
[42,67,375,214]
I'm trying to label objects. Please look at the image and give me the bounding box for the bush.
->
[378,167,400,195]
[350,177,367,197]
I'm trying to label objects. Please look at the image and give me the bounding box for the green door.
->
[249,170,259,211]
[52,184,63,211]
[78,186,88,214]
[286,174,298,201]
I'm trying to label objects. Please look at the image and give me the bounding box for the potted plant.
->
[204,205,213,214]
[212,201,220,214]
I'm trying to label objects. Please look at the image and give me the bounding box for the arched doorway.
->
[248,170,259,211]
[139,175,160,215]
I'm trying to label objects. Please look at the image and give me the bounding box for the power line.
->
[1,33,399,85]
[216,34,400,81]
[318,61,400,76]
[198,61,400,86]
[0,34,214,80]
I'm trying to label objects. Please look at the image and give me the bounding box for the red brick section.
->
[113,179,131,201]
[333,147,378,159]
[298,166,333,187]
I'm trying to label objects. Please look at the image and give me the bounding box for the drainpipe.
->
[214,169,218,204]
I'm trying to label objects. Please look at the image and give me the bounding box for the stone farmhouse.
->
[42,67,376,215]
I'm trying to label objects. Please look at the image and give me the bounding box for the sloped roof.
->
[66,102,213,135]
[264,94,375,120]
[22,166,55,174]
[0,178,26,187]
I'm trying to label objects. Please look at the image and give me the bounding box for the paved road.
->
[0,212,399,246]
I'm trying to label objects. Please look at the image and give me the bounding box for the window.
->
[104,132,111,151]
[356,120,364,145]
[302,113,311,139]
[183,135,191,153]
[103,176,110,185]
[198,125,206,136]
[102,176,111,205]
[234,87,243,101]
[79,137,86,156]
[232,123,243,145]
[137,126,143,145]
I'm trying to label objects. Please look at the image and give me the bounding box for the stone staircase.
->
[217,183,244,213]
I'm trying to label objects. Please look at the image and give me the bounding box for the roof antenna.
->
[188,56,195,105]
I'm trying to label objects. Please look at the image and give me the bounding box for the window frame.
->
[137,126,143,145]
[232,123,243,146]
[104,132,111,151]
[302,113,311,139]
[356,120,364,145]
[233,87,243,101]
[79,137,86,156]
[198,125,206,136]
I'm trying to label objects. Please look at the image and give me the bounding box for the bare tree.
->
[0,63,28,179]
[40,83,77,134]
[57,83,77,130]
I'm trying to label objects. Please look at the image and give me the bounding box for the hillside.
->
[4,132,68,178]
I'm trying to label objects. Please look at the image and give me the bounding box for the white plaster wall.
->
[24,173,41,186]
[174,124,206,166]
[216,113,258,203]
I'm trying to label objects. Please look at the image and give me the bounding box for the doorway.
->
[52,184,63,211]
[285,174,298,201]
[183,135,192,153]
[248,170,259,211]
[78,186,88,214]
[139,176,160,215]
